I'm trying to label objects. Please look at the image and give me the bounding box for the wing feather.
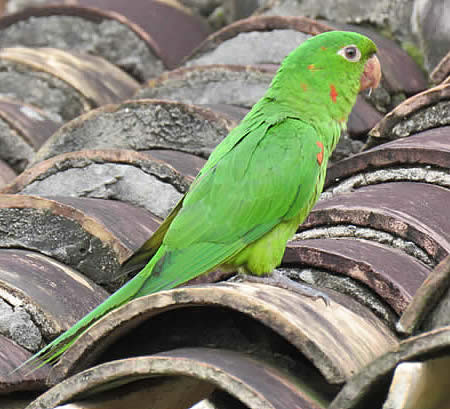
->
[133,117,324,293]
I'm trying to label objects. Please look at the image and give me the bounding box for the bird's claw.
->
[231,271,331,306]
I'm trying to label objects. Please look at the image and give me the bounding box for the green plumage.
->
[18,31,378,370]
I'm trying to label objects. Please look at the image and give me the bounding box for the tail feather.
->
[13,247,164,374]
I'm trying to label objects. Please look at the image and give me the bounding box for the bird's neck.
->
[265,61,359,130]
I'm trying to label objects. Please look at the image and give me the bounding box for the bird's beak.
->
[360,54,381,92]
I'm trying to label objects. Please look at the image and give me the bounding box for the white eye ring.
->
[338,45,361,62]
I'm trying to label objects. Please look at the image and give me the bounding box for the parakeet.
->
[18,30,381,370]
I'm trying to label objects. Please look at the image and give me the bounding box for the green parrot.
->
[19,30,381,370]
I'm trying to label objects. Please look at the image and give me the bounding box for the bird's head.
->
[269,30,381,124]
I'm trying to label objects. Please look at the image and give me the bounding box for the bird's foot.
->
[233,270,330,306]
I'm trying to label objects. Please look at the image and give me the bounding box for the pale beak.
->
[360,54,382,92]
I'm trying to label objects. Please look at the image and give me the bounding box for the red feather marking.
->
[307,64,322,72]
[330,84,338,103]
[300,82,308,91]
[316,141,324,166]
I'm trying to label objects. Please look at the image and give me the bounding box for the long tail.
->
[13,247,165,374]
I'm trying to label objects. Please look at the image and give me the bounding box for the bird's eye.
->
[337,45,361,62]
